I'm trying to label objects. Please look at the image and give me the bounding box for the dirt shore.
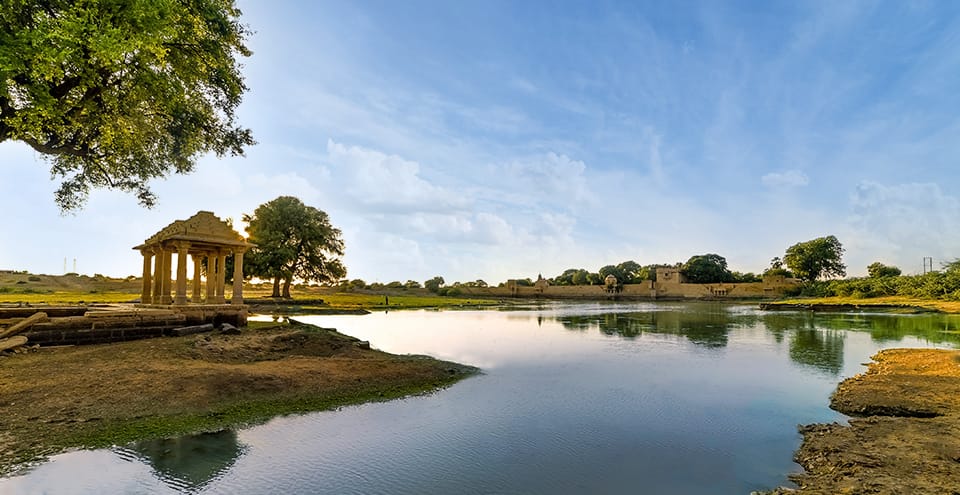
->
[771,348,960,494]
[0,321,477,476]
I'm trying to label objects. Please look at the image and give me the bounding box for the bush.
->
[27,276,41,282]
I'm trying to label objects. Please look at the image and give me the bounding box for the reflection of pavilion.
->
[133,211,253,325]
[115,430,245,491]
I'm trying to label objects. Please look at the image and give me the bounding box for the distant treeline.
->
[795,260,960,301]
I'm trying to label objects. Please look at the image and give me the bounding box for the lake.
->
[3,301,960,494]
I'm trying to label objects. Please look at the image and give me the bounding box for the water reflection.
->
[114,430,245,492]
[789,329,845,375]
[555,308,735,348]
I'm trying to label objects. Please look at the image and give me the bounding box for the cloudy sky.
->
[2,1,960,283]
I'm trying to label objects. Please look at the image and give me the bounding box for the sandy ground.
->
[767,348,960,494]
[0,322,475,475]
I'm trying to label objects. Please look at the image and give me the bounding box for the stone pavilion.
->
[133,211,254,309]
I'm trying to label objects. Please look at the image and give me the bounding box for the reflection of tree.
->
[555,306,734,348]
[789,329,845,376]
[115,430,245,491]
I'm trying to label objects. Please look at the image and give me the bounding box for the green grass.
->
[299,292,498,309]
[770,295,960,313]
[0,290,139,304]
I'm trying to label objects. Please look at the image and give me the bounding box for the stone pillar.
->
[192,254,202,303]
[160,248,173,304]
[174,242,190,305]
[205,252,217,302]
[140,249,153,304]
[231,250,245,304]
[152,247,164,304]
[216,250,227,304]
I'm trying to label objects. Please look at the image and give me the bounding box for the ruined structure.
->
[134,211,253,306]
[0,212,258,348]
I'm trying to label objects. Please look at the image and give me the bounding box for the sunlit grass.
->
[0,288,496,310]
[0,291,139,304]
[773,295,960,313]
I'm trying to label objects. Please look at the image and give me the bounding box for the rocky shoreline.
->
[763,348,960,494]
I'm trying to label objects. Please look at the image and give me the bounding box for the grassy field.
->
[0,271,497,309]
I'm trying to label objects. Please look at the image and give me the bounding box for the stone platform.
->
[0,303,247,347]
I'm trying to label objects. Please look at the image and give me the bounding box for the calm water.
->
[4,302,960,495]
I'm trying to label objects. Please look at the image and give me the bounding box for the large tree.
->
[244,196,346,298]
[867,262,901,278]
[681,253,733,283]
[0,0,253,210]
[783,235,846,282]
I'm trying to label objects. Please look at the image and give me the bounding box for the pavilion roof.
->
[133,211,254,250]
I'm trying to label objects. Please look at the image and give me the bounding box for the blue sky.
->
[2,0,960,283]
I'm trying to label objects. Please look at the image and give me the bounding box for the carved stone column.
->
[160,248,173,304]
[216,251,227,304]
[174,242,190,305]
[192,253,202,303]
[231,249,245,304]
[152,247,164,304]
[140,249,153,304]
[205,252,217,302]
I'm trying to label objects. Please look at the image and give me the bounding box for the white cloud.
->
[761,170,810,188]
[502,152,591,206]
[326,140,468,213]
[847,181,960,266]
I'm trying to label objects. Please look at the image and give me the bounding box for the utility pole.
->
[922,257,933,274]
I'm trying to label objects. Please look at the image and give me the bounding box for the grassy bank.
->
[0,320,478,476]
[0,272,497,309]
[765,295,960,313]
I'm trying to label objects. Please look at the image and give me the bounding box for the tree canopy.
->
[244,196,345,298]
[867,262,902,278]
[0,0,253,210]
[681,254,732,283]
[424,276,445,293]
[783,235,846,282]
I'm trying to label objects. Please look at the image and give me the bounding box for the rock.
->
[219,323,241,335]
[170,323,215,337]
[355,341,371,350]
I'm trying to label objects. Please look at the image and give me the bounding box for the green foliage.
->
[681,254,733,283]
[764,257,794,278]
[424,276,445,293]
[867,262,902,278]
[0,0,254,210]
[244,196,346,298]
[514,278,534,287]
[404,280,421,289]
[783,235,846,282]
[438,286,463,296]
[730,271,760,283]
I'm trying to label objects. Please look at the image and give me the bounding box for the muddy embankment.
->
[764,348,960,494]
[0,320,476,476]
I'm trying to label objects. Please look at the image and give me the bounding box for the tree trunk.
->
[282,277,292,298]
[272,276,281,298]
